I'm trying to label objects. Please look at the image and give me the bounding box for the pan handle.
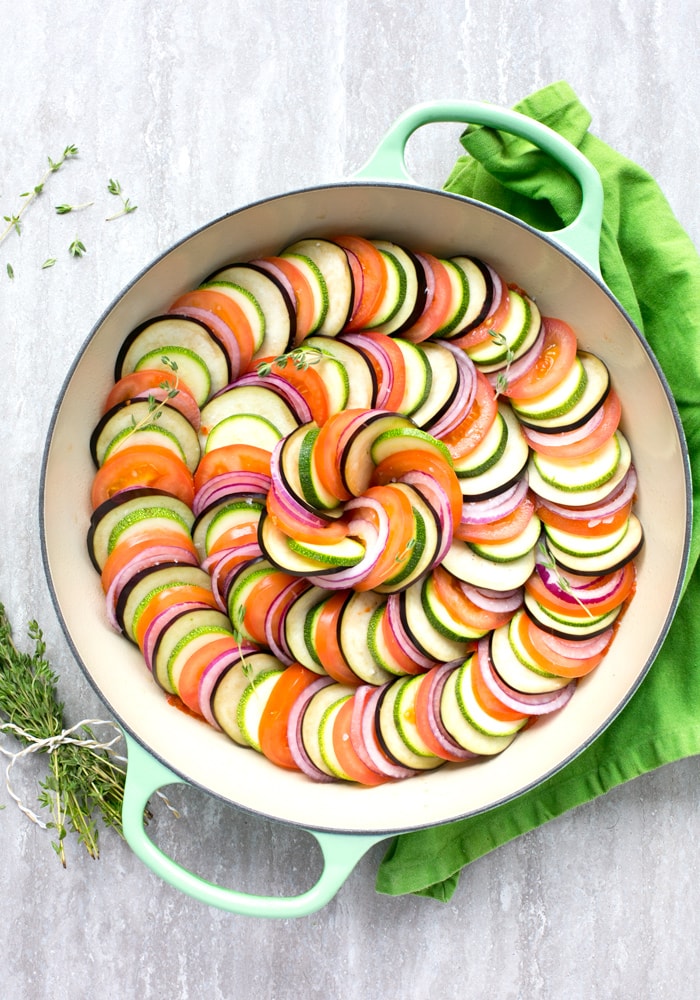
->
[353,100,603,274]
[121,733,385,918]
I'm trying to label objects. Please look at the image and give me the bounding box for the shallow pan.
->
[40,101,691,916]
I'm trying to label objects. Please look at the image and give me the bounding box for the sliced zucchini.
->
[281,238,354,337]
[205,261,296,359]
[408,341,461,429]
[302,334,376,409]
[199,384,300,452]
[513,352,610,431]
[376,677,443,769]
[90,398,201,472]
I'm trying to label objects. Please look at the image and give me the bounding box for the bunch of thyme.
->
[0,604,127,865]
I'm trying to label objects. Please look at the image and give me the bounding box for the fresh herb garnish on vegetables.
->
[257,346,324,378]
[488,327,514,397]
[0,603,128,865]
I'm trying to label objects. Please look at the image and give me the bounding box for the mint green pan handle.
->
[121,734,384,917]
[354,100,604,274]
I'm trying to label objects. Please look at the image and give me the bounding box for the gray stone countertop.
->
[1,2,698,997]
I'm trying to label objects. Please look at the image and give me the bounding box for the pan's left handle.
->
[353,99,603,275]
[121,734,385,918]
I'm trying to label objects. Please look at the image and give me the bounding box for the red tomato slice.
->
[331,696,391,785]
[449,286,511,350]
[103,369,200,427]
[402,253,453,343]
[470,653,530,722]
[258,256,317,343]
[431,565,515,632]
[524,560,636,618]
[194,444,272,492]
[455,495,536,544]
[523,389,622,459]
[100,529,198,595]
[258,662,321,770]
[379,606,424,675]
[255,356,330,426]
[332,236,388,331]
[371,447,463,533]
[505,316,579,401]
[207,523,262,556]
[312,592,362,684]
[91,444,195,509]
[312,408,369,503]
[266,485,350,545]
[517,612,608,678]
[170,288,256,372]
[177,634,240,715]
[350,484,416,592]
[241,569,298,645]
[535,497,633,538]
[439,369,498,460]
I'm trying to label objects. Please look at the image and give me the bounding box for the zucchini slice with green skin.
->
[455,406,529,499]
[117,563,213,643]
[115,314,231,401]
[421,573,491,641]
[366,242,426,336]
[393,339,432,415]
[375,677,444,769]
[513,352,610,431]
[440,660,519,755]
[441,538,536,592]
[398,580,473,663]
[199,280,266,353]
[338,411,415,497]
[408,341,461,429]
[337,591,395,686]
[90,398,201,472]
[302,335,377,409]
[527,432,632,508]
[191,495,266,561]
[544,513,644,576]
[446,256,494,337]
[199,384,301,452]
[157,613,233,695]
[279,252,329,336]
[210,652,286,745]
[87,488,196,572]
[466,291,539,368]
[282,585,330,672]
[301,683,357,777]
[522,590,622,638]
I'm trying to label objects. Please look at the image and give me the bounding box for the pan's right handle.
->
[353,100,603,275]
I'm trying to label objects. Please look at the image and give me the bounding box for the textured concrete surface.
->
[1,1,698,997]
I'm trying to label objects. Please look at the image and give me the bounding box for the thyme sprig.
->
[537,537,594,618]
[106,178,138,221]
[0,604,127,864]
[0,144,79,251]
[257,346,324,378]
[488,328,514,398]
[116,357,180,450]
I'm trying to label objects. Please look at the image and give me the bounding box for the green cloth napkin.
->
[375,81,700,901]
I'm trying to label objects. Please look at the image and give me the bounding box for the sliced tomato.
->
[332,236,388,331]
[505,316,579,401]
[517,612,608,678]
[91,444,195,509]
[255,355,330,426]
[312,408,369,503]
[266,483,350,545]
[103,369,201,427]
[170,288,256,372]
[402,253,453,343]
[177,634,240,715]
[349,484,416,592]
[194,443,272,493]
[100,528,198,595]
[331,696,391,784]
[207,522,262,556]
[313,591,363,684]
[134,585,219,651]
[535,497,633,538]
[240,569,298,645]
[431,565,516,632]
[455,495,536,544]
[349,331,407,412]
[523,389,621,459]
[413,670,474,762]
[524,559,636,618]
[258,256,317,343]
[438,369,498,460]
[371,447,463,533]
[470,653,530,722]
[449,286,511,351]
[258,662,321,770]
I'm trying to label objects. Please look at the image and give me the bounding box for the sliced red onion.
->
[198,644,259,730]
[477,637,576,715]
[458,581,524,614]
[528,625,614,661]
[269,444,336,530]
[422,662,478,762]
[167,304,242,382]
[486,321,546,390]
[339,333,395,408]
[429,340,478,439]
[312,502,387,590]
[522,400,606,448]
[226,371,312,423]
[386,593,439,671]
[286,676,337,782]
[264,579,311,664]
[130,385,202,431]
[355,684,419,780]
[193,471,272,516]
[460,477,529,526]
[249,259,298,313]
[202,543,262,611]
[104,545,199,633]
[534,558,627,608]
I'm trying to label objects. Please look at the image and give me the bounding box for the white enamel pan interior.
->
[40,102,691,916]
